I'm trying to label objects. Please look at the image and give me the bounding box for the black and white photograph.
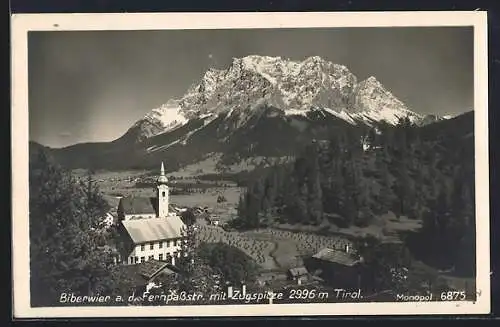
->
[11,12,489,317]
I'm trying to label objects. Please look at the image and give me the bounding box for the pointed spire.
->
[158,161,168,184]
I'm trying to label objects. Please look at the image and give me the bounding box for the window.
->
[166,240,170,247]
[159,242,163,249]
[149,255,154,261]
[140,244,145,251]
[162,191,165,197]
[140,257,145,263]
[159,254,163,261]
[177,239,181,246]
[129,257,133,264]
[150,243,154,250]
[135,256,138,263]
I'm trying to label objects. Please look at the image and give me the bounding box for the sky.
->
[28,27,474,148]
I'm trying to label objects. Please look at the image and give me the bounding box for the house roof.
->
[138,259,177,280]
[169,204,182,213]
[120,265,149,286]
[312,248,360,267]
[122,216,185,244]
[120,196,158,216]
[288,267,309,277]
[120,260,177,286]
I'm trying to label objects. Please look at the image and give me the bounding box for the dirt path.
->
[268,241,281,269]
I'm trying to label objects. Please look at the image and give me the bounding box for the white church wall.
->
[126,239,183,265]
[157,185,169,217]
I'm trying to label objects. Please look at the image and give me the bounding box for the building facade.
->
[116,162,186,266]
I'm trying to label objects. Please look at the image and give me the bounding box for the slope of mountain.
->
[35,55,458,171]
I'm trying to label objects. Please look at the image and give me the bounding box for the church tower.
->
[157,162,169,217]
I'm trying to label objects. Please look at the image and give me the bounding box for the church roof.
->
[157,161,168,184]
[121,215,185,244]
[119,196,158,216]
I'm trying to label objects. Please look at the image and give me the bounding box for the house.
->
[121,259,179,295]
[304,245,363,289]
[169,204,187,213]
[193,207,204,215]
[116,162,186,266]
[287,267,309,285]
[205,214,220,226]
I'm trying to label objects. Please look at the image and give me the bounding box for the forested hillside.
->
[236,112,475,276]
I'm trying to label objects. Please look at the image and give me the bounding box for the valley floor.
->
[83,169,476,301]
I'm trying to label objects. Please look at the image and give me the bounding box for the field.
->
[195,224,277,270]
[167,153,292,178]
[195,223,355,271]
[73,169,243,220]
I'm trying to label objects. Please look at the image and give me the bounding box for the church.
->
[115,162,186,266]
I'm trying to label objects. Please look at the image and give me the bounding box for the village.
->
[71,151,479,306]
[77,163,397,304]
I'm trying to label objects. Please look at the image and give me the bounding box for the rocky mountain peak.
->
[126,55,433,141]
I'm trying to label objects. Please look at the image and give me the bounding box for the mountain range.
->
[31,55,466,172]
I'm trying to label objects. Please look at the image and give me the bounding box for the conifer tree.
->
[391,156,413,217]
[245,182,262,228]
[296,181,309,224]
[236,194,247,226]
[262,172,277,217]
[374,147,394,214]
[340,159,357,227]
[307,154,323,225]
[29,150,133,306]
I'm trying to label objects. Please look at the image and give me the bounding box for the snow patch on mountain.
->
[285,108,311,117]
[146,139,182,153]
[352,76,423,125]
[322,108,358,125]
[135,99,189,139]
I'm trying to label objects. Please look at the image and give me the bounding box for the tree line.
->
[235,116,475,276]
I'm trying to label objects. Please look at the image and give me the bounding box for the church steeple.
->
[158,161,168,184]
[157,162,169,217]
